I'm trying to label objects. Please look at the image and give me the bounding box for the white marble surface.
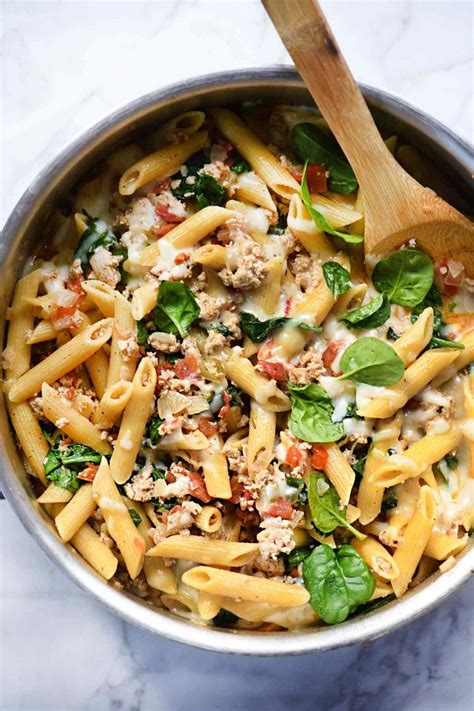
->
[1,1,473,709]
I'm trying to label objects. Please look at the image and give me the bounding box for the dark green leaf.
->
[152,281,200,338]
[302,544,376,624]
[285,546,314,569]
[213,609,239,627]
[73,215,117,270]
[226,385,243,408]
[338,337,404,386]
[44,449,61,476]
[268,210,287,236]
[136,320,149,347]
[129,508,142,527]
[349,593,396,618]
[386,327,399,341]
[148,417,164,446]
[292,123,358,195]
[195,174,226,210]
[230,157,251,174]
[372,249,434,307]
[344,402,362,420]
[322,262,351,299]
[240,312,321,343]
[300,162,363,244]
[338,293,390,329]
[428,336,464,350]
[288,383,345,444]
[308,470,365,541]
[381,487,398,511]
[60,444,102,467]
[151,464,166,480]
[286,475,307,505]
[46,465,80,493]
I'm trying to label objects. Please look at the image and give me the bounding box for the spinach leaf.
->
[136,320,149,347]
[344,402,362,420]
[322,262,351,298]
[386,327,399,341]
[381,487,398,511]
[308,470,365,541]
[349,593,396,618]
[213,609,239,627]
[230,157,251,174]
[268,210,287,236]
[286,475,308,505]
[129,508,142,527]
[429,336,464,350]
[285,546,314,569]
[44,441,102,492]
[60,444,102,467]
[46,465,80,493]
[73,214,117,270]
[292,123,358,195]
[147,417,164,446]
[372,249,434,307]
[226,385,244,408]
[301,162,363,244]
[411,285,464,351]
[288,383,345,443]
[434,453,459,482]
[302,544,376,624]
[152,281,200,338]
[338,337,404,386]
[337,293,390,329]
[240,312,321,343]
[194,174,226,210]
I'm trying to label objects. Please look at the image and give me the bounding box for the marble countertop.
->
[1,1,473,709]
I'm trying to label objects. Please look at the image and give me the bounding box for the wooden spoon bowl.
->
[262,0,474,273]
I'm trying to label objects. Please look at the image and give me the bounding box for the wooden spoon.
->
[262,0,474,274]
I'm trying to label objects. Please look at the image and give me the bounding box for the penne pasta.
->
[147,535,260,566]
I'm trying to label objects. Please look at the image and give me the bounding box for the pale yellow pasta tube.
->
[7,402,49,483]
[153,111,206,142]
[130,282,159,321]
[424,532,469,561]
[147,535,260,566]
[220,598,285,622]
[42,383,111,455]
[234,171,276,212]
[92,380,133,429]
[358,349,461,419]
[287,194,336,257]
[4,268,43,379]
[290,279,335,325]
[273,325,308,361]
[251,257,284,316]
[392,308,434,366]
[119,131,208,195]
[247,400,276,475]
[197,591,223,621]
[432,330,474,387]
[132,207,233,266]
[357,414,403,524]
[262,604,319,629]
[55,483,97,542]
[195,506,223,534]
[70,523,118,580]
[392,486,437,597]
[107,293,138,388]
[192,244,227,271]
[224,354,290,412]
[26,319,58,345]
[210,108,300,199]
[110,358,157,484]
[182,566,310,608]
[37,483,74,504]
[82,280,115,317]
[353,536,400,581]
[71,312,109,399]
[195,433,231,499]
[368,428,463,488]
[325,444,355,506]
[92,458,145,578]
[8,319,113,402]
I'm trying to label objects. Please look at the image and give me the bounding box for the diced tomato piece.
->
[52,306,79,331]
[285,445,302,468]
[188,470,212,503]
[155,204,185,223]
[218,391,232,419]
[175,354,199,379]
[310,445,329,471]
[293,170,303,184]
[261,360,287,381]
[78,463,99,482]
[266,499,294,519]
[306,163,328,193]
[66,275,86,296]
[152,223,175,238]
[162,504,182,524]
[322,340,344,376]
[197,417,218,437]
[174,252,188,264]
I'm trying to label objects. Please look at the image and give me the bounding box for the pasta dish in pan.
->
[4,103,473,630]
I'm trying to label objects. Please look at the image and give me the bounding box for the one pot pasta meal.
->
[4,103,473,631]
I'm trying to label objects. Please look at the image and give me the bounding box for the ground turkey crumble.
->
[149,331,180,353]
[289,253,322,292]
[204,330,227,355]
[287,348,325,385]
[257,516,296,560]
[219,240,270,290]
[196,291,225,321]
[90,247,122,288]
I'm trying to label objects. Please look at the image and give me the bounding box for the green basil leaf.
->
[73,215,117,270]
[338,337,404,386]
[129,508,142,527]
[308,471,365,541]
[230,157,251,174]
[240,312,322,343]
[302,543,376,624]
[322,262,351,298]
[292,123,358,195]
[148,417,164,446]
[288,383,345,443]
[372,249,434,307]
[301,162,363,244]
[337,293,390,329]
[152,281,200,338]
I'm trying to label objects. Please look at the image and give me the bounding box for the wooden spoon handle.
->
[262,0,400,191]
